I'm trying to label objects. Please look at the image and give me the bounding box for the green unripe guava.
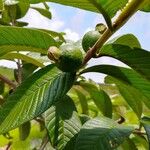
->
[48,44,83,72]
[82,30,101,52]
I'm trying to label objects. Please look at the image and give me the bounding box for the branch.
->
[117,116,125,124]
[0,74,17,89]
[16,59,22,84]
[39,135,49,150]
[82,0,146,65]
[133,129,146,136]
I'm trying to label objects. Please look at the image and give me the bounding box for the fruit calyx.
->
[47,46,61,62]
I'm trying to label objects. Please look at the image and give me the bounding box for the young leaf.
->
[101,44,150,80]
[141,116,150,147]
[0,26,57,56]
[45,95,82,150]
[81,65,150,100]
[31,7,52,19]
[75,117,133,150]
[0,64,75,134]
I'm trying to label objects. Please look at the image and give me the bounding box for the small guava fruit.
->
[82,30,101,52]
[48,44,83,72]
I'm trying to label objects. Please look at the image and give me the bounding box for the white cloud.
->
[20,7,64,31]
[69,9,86,33]
[64,29,80,41]
[0,60,17,68]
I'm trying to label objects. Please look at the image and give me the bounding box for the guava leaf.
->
[81,65,150,100]
[45,95,82,150]
[140,0,150,12]
[0,64,75,134]
[74,88,89,115]
[75,117,133,150]
[30,0,127,18]
[31,7,52,19]
[101,44,150,81]
[105,76,143,118]
[1,52,44,67]
[141,116,150,147]
[79,82,112,118]
[4,0,29,19]
[0,26,57,56]
[106,34,141,48]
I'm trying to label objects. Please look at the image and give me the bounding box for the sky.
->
[0,2,150,82]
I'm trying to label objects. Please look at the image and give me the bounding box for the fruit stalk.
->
[82,0,146,66]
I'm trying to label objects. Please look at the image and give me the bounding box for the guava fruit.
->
[48,44,83,72]
[82,30,101,52]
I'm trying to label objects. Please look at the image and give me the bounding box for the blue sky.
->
[0,2,150,82]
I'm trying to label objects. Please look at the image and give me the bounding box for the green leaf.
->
[30,0,44,4]
[31,0,127,18]
[81,65,150,102]
[31,7,52,19]
[74,87,89,115]
[101,44,150,81]
[0,26,57,56]
[120,138,137,150]
[0,64,75,134]
[19,121,31,141]
[45,95,82,150]
[132,135,149,150]
[16,0,30,19]
[105,76,143,118]
[0,80,4,95]
[141,116,150,147]
[16,21,28,27]
[4,0,29,19]
[107,34,141,48]
[75,117,133,150]
[1,52,44,67]
[79,82,112,118]
[140,0,150,12]
[0,67,14,80]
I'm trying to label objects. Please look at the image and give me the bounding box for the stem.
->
[82,0,146,65]
[6,141,12,150]
[0,74,17,88]
[16,58,22,84]
[39,135,49,150]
